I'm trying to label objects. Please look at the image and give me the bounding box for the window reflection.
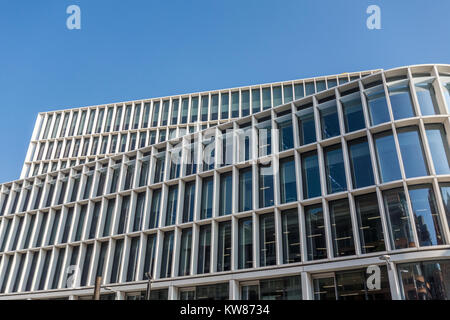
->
[305,204,327,261]
[425,124,450,175]
[408,185,444,247]
[238,217,253,269]
[354,193,385,253]
[388,83,416,120]
[383,188,415,249]
[329,199,355,257]
[342,95,365,133]
[398,260,450,300]
[415,81,440,115]
[324,144,347,194]
[280,157,297,203]
[297,109,316,145]
[320,102,340,139]
[365,87,390,126]
[281,209,301,264]
[374,131,402,183]
[348,138,375,189]
[259,213,276,267]
[301,151,321,199]
[397,126,429,178]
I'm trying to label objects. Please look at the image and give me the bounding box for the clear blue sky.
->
[0,0,449,183]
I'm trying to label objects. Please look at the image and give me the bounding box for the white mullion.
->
[274,207,283,266]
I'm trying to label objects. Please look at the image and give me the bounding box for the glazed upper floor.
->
[20,68,381,178]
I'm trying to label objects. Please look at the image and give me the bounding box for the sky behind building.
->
[0,0,449,182]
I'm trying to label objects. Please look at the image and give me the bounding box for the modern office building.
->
[20,69,380,179]
[0,64,450,300]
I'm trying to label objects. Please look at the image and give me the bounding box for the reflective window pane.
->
[408,185,444,246]
[342,96,365,133]
[278,119,294,151]
[442,81,450,112]
[217,221,231,272]
[219,172,232,216]
[239,168,253,212]
[283,84,293,103]
[374,131,402,183]
[281,209,301,264]
[305,204,327,261]
[355,193,385,253]
[425,124,450,175]
[165,186,178,226]
[320,103,340,139]
[329,199,355,257]
[259,213,276,267]
[348,138,375,189]
[397,127,429,178]
[260,276,302,300]
[238,217,253,269]
[388,83,416,120]
[251,89,261,114]
[298,110,316,145]
[324,144,347,194]
[197,225,211,274]
[259,163,274,208]
[383,188,415,249]
[398,260,450,300]
[415,82,439,116]
[182,181,195,223]
[280,157,297,203]
[365,87,390,126]
[178,229,192,276]
[439,183,450,231]
[160,231,174,279]
[301,151,321,199]
[200,177,213,219]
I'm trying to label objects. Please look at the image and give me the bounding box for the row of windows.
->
[13,257,450,300]
[27,126,201,177]
[25,74,450,181]
[1,180,450,295]
[34,72,371,143]
[6,116,450,224]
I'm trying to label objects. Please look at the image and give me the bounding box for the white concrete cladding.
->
[20,69,380,179]
[0,64,450,300]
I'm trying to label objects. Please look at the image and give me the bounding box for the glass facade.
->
[348,138,375,189]
[238,217,253,269]
[397,127,429,178]
[281,209,301,263]
[408,185,444,246]
[374,131,402,182]
[398,260,450,300]
[3,65,450,300]
[280,157,297,203]
[320,103,340,139]
[342,95,365,133]
[305,205,327,261]
[301,151,321,199]
[329,199,355,257]
[239,168,253,212]
[354,193,385,253]
[383,188,415,249]
[259,213,276,267]
[389,83,416,120]
[324,144,347,194]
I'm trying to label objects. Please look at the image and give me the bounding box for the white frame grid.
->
[21,70,379,179]
[0,64,450,300]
